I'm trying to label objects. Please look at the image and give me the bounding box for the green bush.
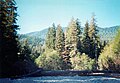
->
[35,50,64,70]
[98,43,114,70]
[70,53,96,70]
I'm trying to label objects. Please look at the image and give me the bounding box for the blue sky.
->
[16,0,120,34]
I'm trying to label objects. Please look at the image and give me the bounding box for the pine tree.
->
[0,0,19,77]
[45,23,56,50]
[55,24,65,52]
[82,21,91,55]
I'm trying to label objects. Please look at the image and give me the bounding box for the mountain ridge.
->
[19,25,120,45]
[26,25,120,38]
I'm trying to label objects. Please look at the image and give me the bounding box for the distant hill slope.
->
[19,25,120,44]
[27,28,48,39]
[98,26,120,41]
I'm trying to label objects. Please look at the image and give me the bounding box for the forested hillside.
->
[20,26,120,44]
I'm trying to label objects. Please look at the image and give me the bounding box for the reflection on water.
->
[0,76,120,83]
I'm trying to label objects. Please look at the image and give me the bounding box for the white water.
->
[0,76,120,83]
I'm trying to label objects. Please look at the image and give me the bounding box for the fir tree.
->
[82,21,91,55]
[0,0,19,77]
[45,23,56,50]
[55,24,65,52]
[65,18,81,51]
[75,19,82,51]
[88,14,100,59]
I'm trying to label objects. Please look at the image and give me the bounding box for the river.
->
[0,76,120,83]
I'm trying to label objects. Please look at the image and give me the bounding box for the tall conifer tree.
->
[89,14,100,59]
[55,24,65,52]
[82,21,91,55]
[45,23,56,50]
[65,18,81,51]
[0,0,19,77]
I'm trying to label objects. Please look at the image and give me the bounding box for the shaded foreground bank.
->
[41,70,120,78]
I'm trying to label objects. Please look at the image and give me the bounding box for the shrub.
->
[70,53,96,70]
[35,50,64,70]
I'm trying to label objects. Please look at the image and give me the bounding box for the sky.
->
[16,0,120,34]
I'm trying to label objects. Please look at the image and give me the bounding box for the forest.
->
[34,16,120,71]
[0,0,120,78]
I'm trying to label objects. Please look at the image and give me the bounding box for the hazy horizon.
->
[16,0,120,34]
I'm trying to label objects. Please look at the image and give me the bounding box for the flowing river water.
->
[0,76,120,83]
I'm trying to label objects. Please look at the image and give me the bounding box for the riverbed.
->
[0,76,120,83]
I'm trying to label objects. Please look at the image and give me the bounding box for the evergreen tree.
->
[82,21,91,55]
[45,23,56,50]
[76,19,82,51]
[88,14,100,59]
[65,18,81,51]
[63,18,82,69]
[0,0,19,77]
[89,14,98,39]
[55,24,65,52]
